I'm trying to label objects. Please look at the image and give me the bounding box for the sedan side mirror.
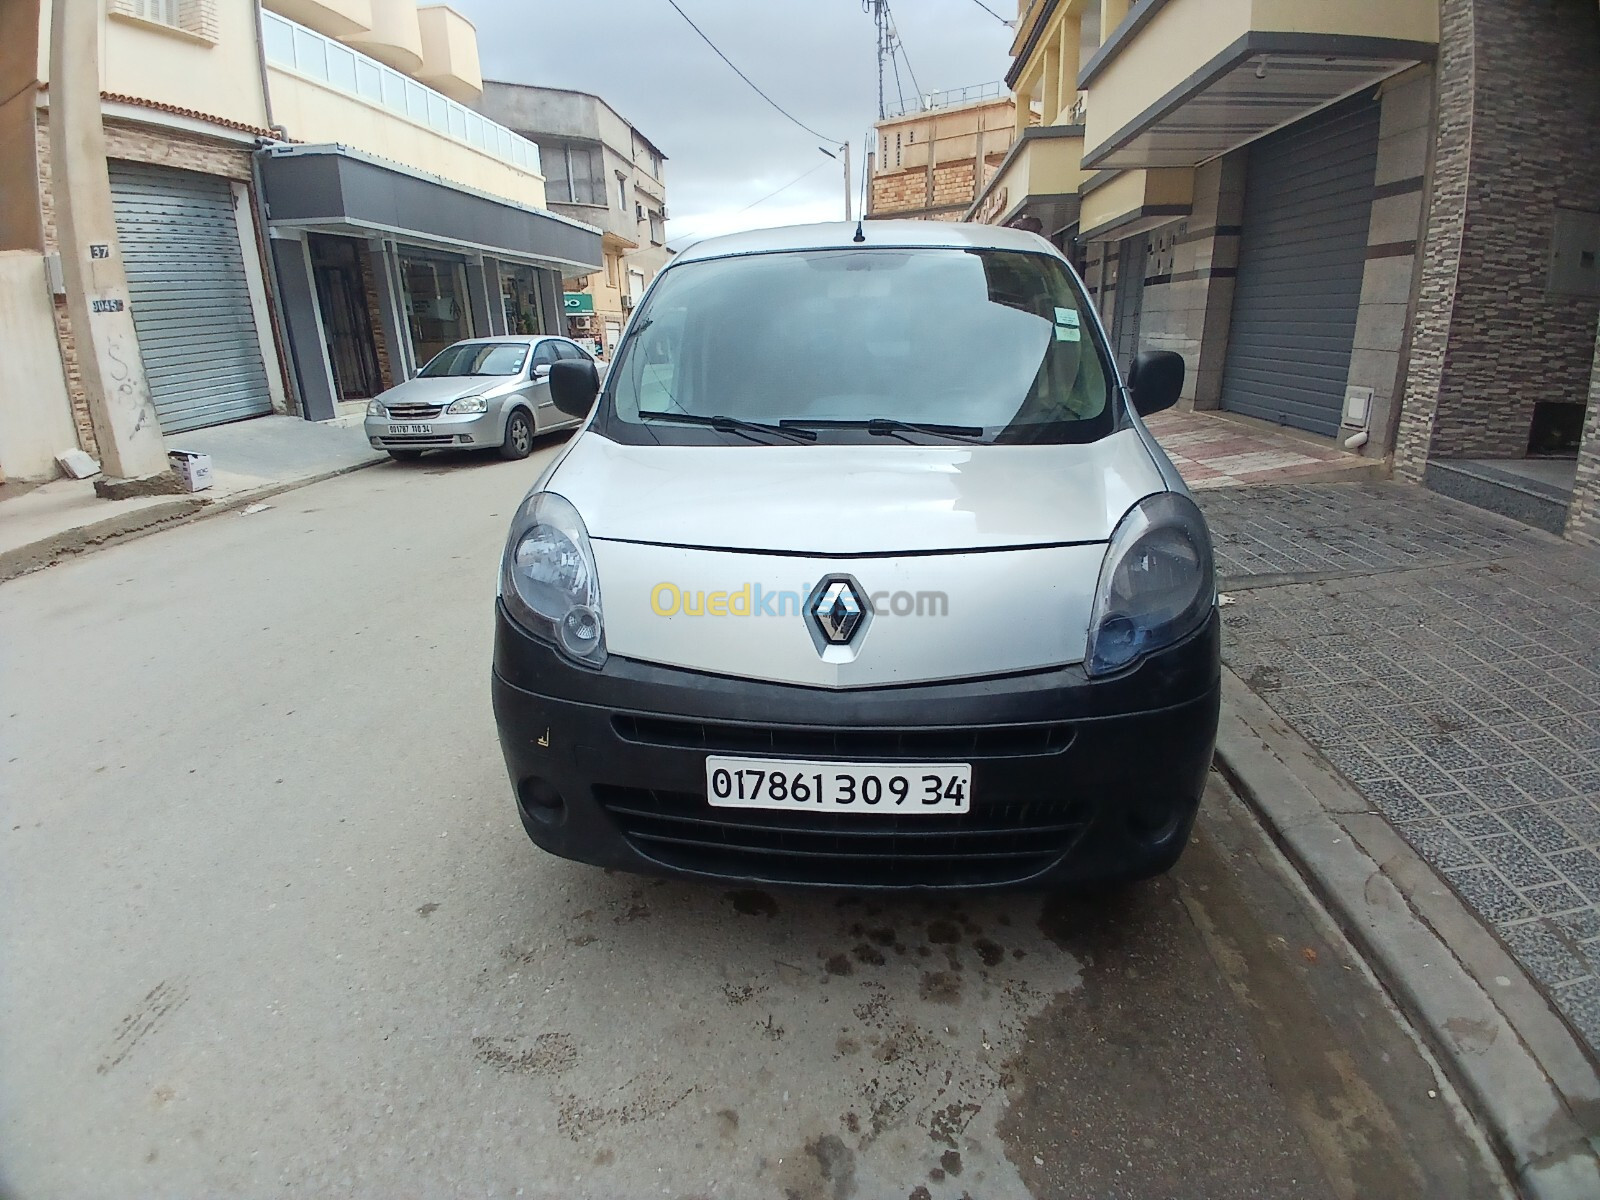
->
[1127,350,1184,417]
[549,358,600,418]
[531,362,552,381]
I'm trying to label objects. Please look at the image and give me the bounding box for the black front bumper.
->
[491,605,1221,890]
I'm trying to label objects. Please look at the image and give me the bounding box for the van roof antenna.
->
[852,218,866,243]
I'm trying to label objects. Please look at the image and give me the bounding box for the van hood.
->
[546,427,1165,554]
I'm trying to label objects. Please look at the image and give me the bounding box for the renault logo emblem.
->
[808,577,866,645]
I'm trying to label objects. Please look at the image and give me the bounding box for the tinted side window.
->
[556,341,586,361]
[531,341,560,368]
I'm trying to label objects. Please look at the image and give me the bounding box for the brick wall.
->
[931,160,976,210]
[1396,0,1600,475]
[1567,322,1600,545]
[35,113,260,455]
[869,161,976,220]
[871,169,925,215]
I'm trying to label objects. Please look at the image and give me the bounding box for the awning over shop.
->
[1079,167,1194,243]
[1078,0,1437,172]
[966,124,1086,237]
[257,144,602,274]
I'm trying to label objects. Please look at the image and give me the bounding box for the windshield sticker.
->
[1055,324,1081,342]
[1054,307,1080,327]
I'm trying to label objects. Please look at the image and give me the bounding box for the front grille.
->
[611,715,1075,760]
[386,403,445,419]
[596,785,1089,887]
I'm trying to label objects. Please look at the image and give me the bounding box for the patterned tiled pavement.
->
[1144,410,1375,490]
[1201,481,1600,1048]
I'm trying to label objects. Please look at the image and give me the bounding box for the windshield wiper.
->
[639,410,817,443]
[781,418,984,440]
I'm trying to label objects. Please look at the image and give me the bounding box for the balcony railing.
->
[261,10,540,175]
[883,81,1008,119]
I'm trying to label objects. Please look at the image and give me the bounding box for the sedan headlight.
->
[1084,492,1214,678]
[366,399,385,417]
[499,492,605,668]
[446,395,488,414]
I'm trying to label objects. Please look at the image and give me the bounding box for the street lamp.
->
[818,143,852,222]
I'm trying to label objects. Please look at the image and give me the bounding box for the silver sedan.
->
[364,336,600,462]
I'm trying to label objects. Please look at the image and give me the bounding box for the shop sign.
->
[563,293,595,314]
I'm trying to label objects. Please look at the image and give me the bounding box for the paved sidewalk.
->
[1145,410,1377,489]
[1203,480,1600,1050]
[0,416,384,581]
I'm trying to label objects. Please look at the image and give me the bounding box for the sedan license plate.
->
[388,423,433,435]
[706,756,971,814]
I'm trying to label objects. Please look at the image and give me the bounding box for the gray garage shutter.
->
[109,162,274,433]
[1220,92,1380,436]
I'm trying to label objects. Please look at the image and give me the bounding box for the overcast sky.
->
[452,0,1016,244]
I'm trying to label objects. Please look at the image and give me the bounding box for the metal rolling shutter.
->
[1220,93,1380,436]
[109,162,273,433]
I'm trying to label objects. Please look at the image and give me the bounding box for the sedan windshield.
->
[419,342,529,377]
[599,247,1114,445]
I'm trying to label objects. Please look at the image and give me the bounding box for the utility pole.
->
[842,142,852,222]
[49,0,171,488]
[821,143,854,222]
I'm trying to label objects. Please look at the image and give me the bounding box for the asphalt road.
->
[1,440,1512,1200]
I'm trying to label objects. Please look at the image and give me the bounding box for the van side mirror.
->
[1127,350,1184,417]
[549,358,600,418]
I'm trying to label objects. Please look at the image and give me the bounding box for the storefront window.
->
[500,264,547,336]
[400,251,472,367]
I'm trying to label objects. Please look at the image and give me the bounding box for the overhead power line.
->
[669,159,833,246]
[662,0,841,145]
[964,0,1012,24]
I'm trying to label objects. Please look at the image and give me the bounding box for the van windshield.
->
[598,247,1116,446]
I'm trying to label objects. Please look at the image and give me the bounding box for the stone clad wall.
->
[1396,0,1600,475]
[1567,322,1600,545]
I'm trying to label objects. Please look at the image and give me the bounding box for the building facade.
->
[973,0,1600,542]
[475,83,669,356]
[866,87,1018,223]
[0,0,600,482]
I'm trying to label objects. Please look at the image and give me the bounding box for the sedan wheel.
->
[501,409,534,460]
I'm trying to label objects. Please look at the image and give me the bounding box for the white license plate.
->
[388,423,432,435]
[706,756,971,814]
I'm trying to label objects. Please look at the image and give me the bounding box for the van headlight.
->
[499,492,606,668]
[1084,493,1215,678]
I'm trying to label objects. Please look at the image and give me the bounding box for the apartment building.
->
[476,83,670,356]
[866,86,1017,223]
[970,0,1600,542]
[0,0,601,482]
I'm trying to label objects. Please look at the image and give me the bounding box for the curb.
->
[1215,667,1600,1199]
[0,457,386,585]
